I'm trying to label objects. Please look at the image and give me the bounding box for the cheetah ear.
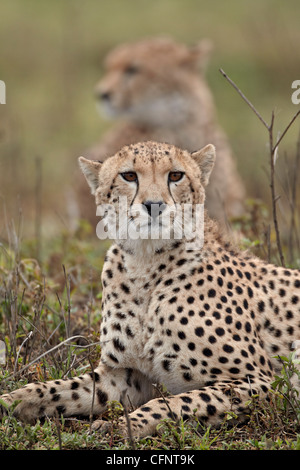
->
[191,144,215,186]
[78,156,102,195]
[187,39,213,71]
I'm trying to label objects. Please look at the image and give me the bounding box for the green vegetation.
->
[0,0,300,450]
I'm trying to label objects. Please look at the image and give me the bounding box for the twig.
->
[13,331,33,375]
[62,265,71,338]
[219,68,269,130]
[268,111,285,266]
[273,110,300,153]
[1,335,93,384]
[54,411,63,450]
[121,390,136,450]
[35,156,42,263]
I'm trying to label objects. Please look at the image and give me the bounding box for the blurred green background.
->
[0,0,299,240]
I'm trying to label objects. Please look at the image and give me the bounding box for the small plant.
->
[271,353,300,425]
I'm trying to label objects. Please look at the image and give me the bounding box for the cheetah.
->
[78,36,245,226]
[1,141,300,439]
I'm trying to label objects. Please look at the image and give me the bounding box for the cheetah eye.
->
[124,64,140,76]
[168,171,185,183]
[121,171,138,182]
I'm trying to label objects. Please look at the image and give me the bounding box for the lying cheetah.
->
[78,37,245,226]
[1,141,300,439]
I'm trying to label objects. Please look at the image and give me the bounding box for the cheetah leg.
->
[0,364,156,424]
[105,376,271,439]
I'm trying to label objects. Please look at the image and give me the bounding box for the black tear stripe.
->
[167,180,177,207]
[130,179,139,208]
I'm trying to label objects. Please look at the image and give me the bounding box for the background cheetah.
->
[1,141,299,439]
[77,37,245,227]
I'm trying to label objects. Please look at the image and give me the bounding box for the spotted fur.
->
[1,141,300,439]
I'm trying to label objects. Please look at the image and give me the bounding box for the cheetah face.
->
[94,37,212,127]
[79,141,215,253]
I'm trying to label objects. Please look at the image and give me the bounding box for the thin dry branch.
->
[219,68,269,130]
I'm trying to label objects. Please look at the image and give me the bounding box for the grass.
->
[0,200,300,450]
[1,0,300,451]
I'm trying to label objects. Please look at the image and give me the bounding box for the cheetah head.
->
[94,37,213,127]
[79,141,215,254]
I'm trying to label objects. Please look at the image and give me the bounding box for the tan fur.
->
[77,37,245,226]
[1,141,299,440]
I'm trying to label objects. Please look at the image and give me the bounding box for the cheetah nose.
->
[142,200,166,218]
[97,91,112,102]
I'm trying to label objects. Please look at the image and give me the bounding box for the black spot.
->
[120,283,130,294]
[183,372,192,381]
[97,389,108,405]
[207,404,217,415]
[125,326,134,337]
[56,406,66,415]
[181,395,192,403]
[208,289,216,298]
[195,327,204,337]
[108,353,119,363]
[247,287,254,298]
[210,367,222,375]
[203,348,213,357]
[162,360,171,371]
[113,338,125,351]
[236,306,243,315]
[215,327,225,336]
[199,392,211,402]
[177,259,187,266]
[141,406,151,412]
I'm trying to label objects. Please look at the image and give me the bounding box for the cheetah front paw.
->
[92,417,129,437]
[91,416,147,439]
